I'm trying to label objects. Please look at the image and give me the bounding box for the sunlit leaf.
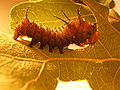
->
[0,0,120,90]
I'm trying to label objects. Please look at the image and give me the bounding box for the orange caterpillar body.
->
[13,8,99,54]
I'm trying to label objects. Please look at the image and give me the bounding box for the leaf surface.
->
[0,0,120,90]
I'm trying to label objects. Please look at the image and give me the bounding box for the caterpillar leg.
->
[28,41,34,47]
[28,39,38,47]
[39,42,46,49]
[49,45,54,52]
[28,44,33,47]
[58,47,64,54]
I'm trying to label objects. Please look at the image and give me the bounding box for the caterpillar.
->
[13,7,99,54]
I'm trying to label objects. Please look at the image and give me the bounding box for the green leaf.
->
[0,0,120,90]
[96,0,115,9]
[72,0,115,9]
[0,33,48,60]
[0,35,120,89]
[109,9,120,31]
[10,0,93,30]
[104,0,115,8]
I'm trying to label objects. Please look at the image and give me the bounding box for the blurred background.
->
[0,0,27,34]
[0,0,119,34]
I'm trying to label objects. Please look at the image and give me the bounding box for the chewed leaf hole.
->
[68,43,89,50]
[56,79,92,90]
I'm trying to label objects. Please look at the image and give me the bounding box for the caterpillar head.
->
[67,19,99,46]
[86,23,99,44]
[82,24,99,47]
[73,20,99,46]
